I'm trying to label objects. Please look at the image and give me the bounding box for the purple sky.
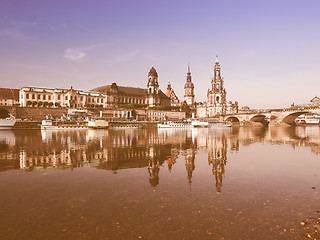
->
[0,0,319,108]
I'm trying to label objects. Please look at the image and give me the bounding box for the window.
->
[81,96,83,101]
[65,96,68,100]
[101,99,103,103]
[32,94,35,99]
[26,94,29,99]
[38,95,41,100]
[58,95,61,100]
[43,95,46,100]
[75,96,77,101]
[48,96,51,100]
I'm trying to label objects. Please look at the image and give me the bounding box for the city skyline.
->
[1,0,319,109]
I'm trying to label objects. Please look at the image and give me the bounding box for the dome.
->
[148,66,158,77]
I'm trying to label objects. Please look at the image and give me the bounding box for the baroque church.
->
[196,55,238,118]
[91,54,237,118]
[92,66,171,109]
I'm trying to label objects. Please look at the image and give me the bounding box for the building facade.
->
[92,66,171,109]
[165,82,180,106]
[19,86,105,109]
[0,88,19,106]
[196,55,238,118]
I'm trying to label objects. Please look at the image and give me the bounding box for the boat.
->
[0,118,17,129]
[191,119,232,128]
[88,119,145,129]
[191,120,209,128]
[0,114,17,129]
[88,119,109,129]
[157,121,191,128]
[295,115,320,126]
[208,120,232,128]
[41,120,88,130]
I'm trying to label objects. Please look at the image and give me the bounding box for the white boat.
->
[157,121,191,128]
[88,119,109,129]
[295,115,320,126]
[191,120,209,128]
[88,120,145,129]
[208,121,232,128]
[0,118,17,129]
[41,120,88,130]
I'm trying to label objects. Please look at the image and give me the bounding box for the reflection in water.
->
[2,126,320,239]
[1,126,320,194]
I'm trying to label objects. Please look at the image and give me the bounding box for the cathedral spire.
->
[215,53,219,64]
[187,62,191,77]
[184,62,195,106]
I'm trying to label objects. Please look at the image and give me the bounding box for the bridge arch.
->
[225,116,240,123]
[250,114,269,126]
[282,111,309,125]
[0,108,10,119]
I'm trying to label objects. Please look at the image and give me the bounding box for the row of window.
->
[118,97,145,104]
[24,93,103,103]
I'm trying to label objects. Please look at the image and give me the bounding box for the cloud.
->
[0,29,29,41]
[64,48,87,61]
[63,45,97,61]
[116,50,140,62]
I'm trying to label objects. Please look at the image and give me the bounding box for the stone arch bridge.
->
[222,106,320,126]
[0,106,17,119]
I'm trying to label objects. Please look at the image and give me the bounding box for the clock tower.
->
[147,66,160,107]
[184,63,195,106]
[207,54,227,117]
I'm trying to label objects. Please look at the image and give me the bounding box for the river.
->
[0,126,320,239]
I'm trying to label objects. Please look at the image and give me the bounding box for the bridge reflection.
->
[1,126,320,193]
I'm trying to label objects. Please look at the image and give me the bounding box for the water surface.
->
[1,126,320,239]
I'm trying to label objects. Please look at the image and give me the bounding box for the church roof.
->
[165,89,172,97]
[91,83,169,99]
[91,84,147,96]
[148,66,158,77]
[310,96,320,102]
[0,88,19,100]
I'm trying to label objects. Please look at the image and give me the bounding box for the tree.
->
[55,102,60,107]
[38,101,43,107]
[26,101,32,107]
[32,101,37,107]
[49,102,54,107]
[43,102,49,107]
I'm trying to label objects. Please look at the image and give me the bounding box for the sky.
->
[0,0,319,109]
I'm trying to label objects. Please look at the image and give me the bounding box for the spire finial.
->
[215,53,219,64]
[188,62,190,73]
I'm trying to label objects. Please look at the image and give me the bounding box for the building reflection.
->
[1,126,320,192]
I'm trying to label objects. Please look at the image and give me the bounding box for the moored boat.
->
[0,114,18,129]
[41,120,88,130]
[208,120,232,128]
[0,118,17,129]
[295,115,320,126]
[191,120,209,128]
[157,121,191,128]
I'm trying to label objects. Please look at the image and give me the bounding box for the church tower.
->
[147,66,160,107]
[207,54,227,117]
[184,63,195,106]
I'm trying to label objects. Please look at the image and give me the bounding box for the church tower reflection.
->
[185,148,196,187]
[166,148,178,173]
[148,147,160,190]
[208,135,227,194]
